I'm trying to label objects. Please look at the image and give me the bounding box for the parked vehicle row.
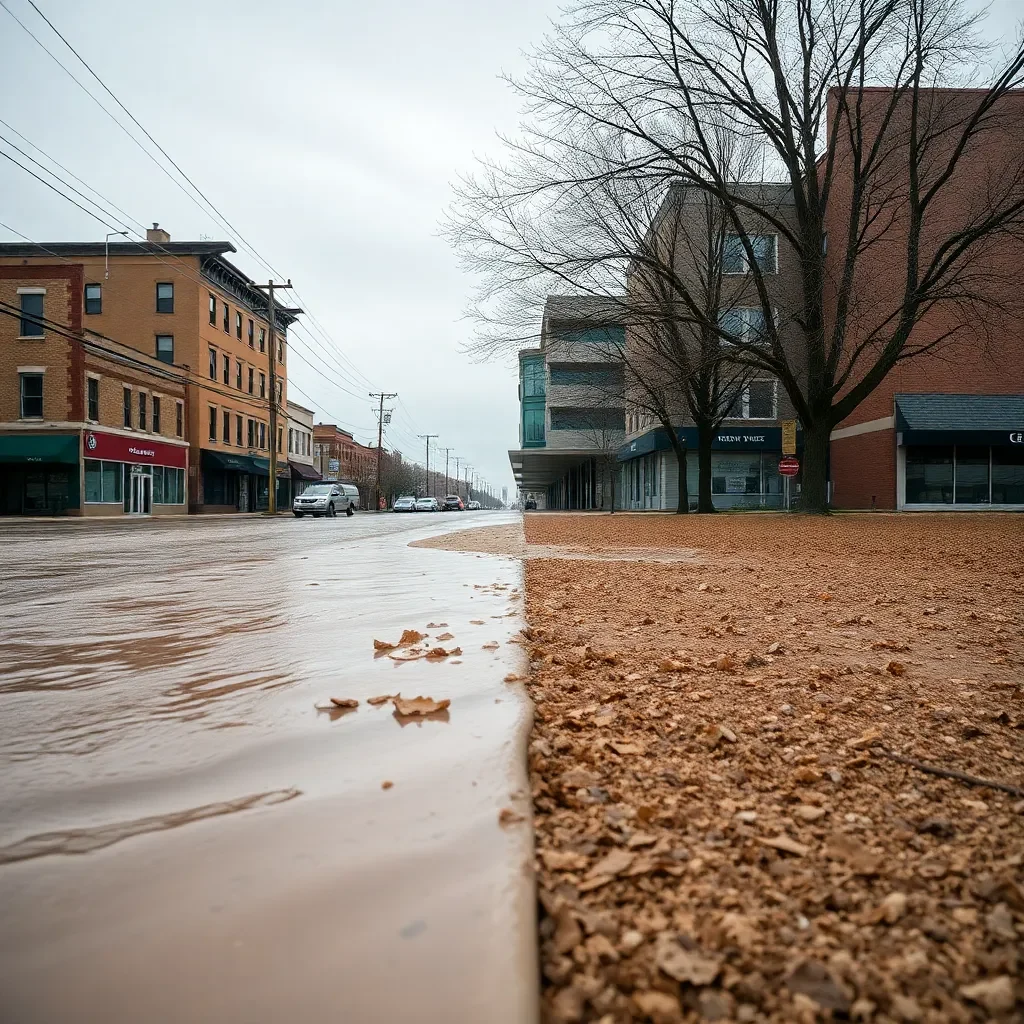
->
[390,495,489,512]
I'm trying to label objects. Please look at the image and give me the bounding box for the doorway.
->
[129,468,152,515]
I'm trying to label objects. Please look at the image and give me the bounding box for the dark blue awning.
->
[619,425,789,461]
[896,394,1024,446]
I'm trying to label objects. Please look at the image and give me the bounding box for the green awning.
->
[201,449,289,477]
[0,433,79,464]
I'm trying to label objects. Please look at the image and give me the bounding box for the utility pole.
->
[454,456,460,498]
[418,434,438,498]
[465,467,472,502]
[442,447,453,497]
[254,279,294,515]
[370,392,397,512]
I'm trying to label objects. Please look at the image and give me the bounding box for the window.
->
[258,328,265,352]
[522,359,545,398]
[993,448,1024,504]
[123,386,132,428]
[278,427,283,453]
[248,367,254,394]
[259,422,266,449]
[247,418,255,447]
[906,446,953,504]
[259,373,266,398]
[87,377,99,421]
[727,380,777,420]
[236,360,242,389]
[139,391,147,431]
[549,407,625,431]
[223,409,231,443]
[248,319,254,347]
[289,428,294,453]
[718,307,770,347]
[176,402,183,438]
[523,406,545,444]
[955,446,990,505]
[153,396,161,434]
[209,292,217,325]
[156,335,174,364]
[84,459,123,503]
[84,283,102,314]
[712,453,762,495]
[236,311,242,340]
[19,292,44,337]
[209,406,217,441]
[19,373,43,418]
[223,302,230,332]
[223,354,230,386]
[236,414,243,446]
[209,348,217,380]
[156,282,174,313]
[278,340,283,362]
[548,364,623,387]
[152,466,184,504]
[723,234,777,275]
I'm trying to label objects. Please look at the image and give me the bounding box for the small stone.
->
[794,804,827,822]
[780,704,794,715]
[619,929,644,954]
[890,994,922,1022]
[960,975,1016,1014]
[735,810,758,823]
[632,990,682,1024]
[985,902,1017,941]
[952,906,978,926]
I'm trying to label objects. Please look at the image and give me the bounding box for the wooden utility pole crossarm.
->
[370,392,398,511]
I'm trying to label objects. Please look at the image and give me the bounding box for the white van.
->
[293,482,360,517]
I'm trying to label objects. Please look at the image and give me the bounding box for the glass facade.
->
[905,445,1024,506]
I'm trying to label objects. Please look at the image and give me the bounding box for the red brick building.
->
[312,424,374,484]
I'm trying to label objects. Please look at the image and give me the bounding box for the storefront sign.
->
[84,430,187,469]
[782,420,797,455]
[1011,432,1023,444]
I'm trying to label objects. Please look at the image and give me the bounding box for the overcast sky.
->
[1,0,1020,498]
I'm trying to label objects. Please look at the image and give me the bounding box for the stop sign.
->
[778,456,800,477]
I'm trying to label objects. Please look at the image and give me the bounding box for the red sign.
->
[778,456,800,477]
[84,430,188,469]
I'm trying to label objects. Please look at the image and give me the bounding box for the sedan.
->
[392,496,417,512]
[414,497,440,512]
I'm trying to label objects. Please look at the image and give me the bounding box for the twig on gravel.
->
[877,748,1024,799]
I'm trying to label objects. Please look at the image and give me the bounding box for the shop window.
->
[223,409,231,443]
[175,402,183,438]
[236,414,243,446]
[152,467,184,505]
[87,377,99,421]
[523,407,545,444]
[208,406,217,441]
[19,372,43,418]
[209,348,217,380]
[905,446,953,504]
[955,446,990,504]
[223,354,230,385]
[236,360,242,389]
[712,453,761,495]
[139,392,147,431]
[723,234,777,275]
[84,459,123,503]
[156,282,174,313]
[153,396,161,434]
[236,311,242,340]
[19,292,45,337]
[993,448,1024,503]
[85,283,102,315]
[156,335,174,364]
[123,387,132,428]
[209,292,217,325]
[223,302,230,333]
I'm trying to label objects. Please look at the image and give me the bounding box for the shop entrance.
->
[128,467,152,515]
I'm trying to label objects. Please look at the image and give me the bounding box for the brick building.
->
[0,225,300,515]
[313,424,375,485]
[285,400,320,502]
[0,261,189,515]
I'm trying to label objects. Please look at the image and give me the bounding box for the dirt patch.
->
[412,523,528,556]
[521,513,1024,1023]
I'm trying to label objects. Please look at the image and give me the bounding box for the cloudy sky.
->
[1,0,1020,498]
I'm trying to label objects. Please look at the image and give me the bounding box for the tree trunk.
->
[800,420,830,513]
[666,439,689,514]
[608,458,616,514]
[696,421,716,513]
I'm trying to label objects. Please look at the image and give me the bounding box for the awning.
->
[618,426,787,462]
[509,448,601,490]
[289,460,322,481]
[896,393,1024,446]
[0,433,79,464]
[201,449,289,478]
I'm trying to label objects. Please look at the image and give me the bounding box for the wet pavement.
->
[0,511,536,1024]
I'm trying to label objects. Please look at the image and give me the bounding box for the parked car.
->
[414,497,440,512]
[294,483,359,518]
[524,497,538,510]
[442,494,464,511]
[393,496,417,512]
[466,499,481,511]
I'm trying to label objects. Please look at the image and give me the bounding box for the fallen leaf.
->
[655,937,721,985]
[436,632,455,641]
[388,648,426,662]
[766,641,784,654]
[960,976,1015,1014]
[498,807,525,827]
[425,622,448,629]
[587,848,634,878]
[381,780,393,790]
[399,629,426,645]
[470,619,485,625]
[504,673,521,683]
[373,638,398,653]
[482,641,500,650]
[540,848,589,871]
[367,694,394,706]
[706,724,737,747]
[392,694,451,716]
[845,726,883,750]
[329,697,358,708]
[759,835,810,857]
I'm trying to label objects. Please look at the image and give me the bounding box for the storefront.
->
[619,426,796,511]
[0,434,80,515]
[200,450,290,513]
[82,430,188,517]
[895,395,1024,510]
[288,459,322,503]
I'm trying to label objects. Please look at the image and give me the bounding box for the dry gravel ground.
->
[518,513,1023,1024]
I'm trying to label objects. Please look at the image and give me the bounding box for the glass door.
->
[129,470,152,515]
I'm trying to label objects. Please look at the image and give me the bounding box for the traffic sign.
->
[779,456,800,477]
[781,419,797,455]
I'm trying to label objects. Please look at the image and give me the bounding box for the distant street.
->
[0,511,536,1024]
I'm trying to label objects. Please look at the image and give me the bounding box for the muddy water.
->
[0,512,536,1024]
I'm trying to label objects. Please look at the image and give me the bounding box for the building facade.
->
[0,225,299,516]
[313,424,374,485]
[286,401,320,502]
[0,261,189,516]
[509,295,626,509]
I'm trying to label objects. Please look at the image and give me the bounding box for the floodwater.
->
[0,511,536,1024]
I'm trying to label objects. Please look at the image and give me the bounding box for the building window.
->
[223,409,231,443]
[84,283,102,315]
[19,372,43,418]
[176,401,183,438]
[277,427,283,453]
[549,407,625,431]
[19,292,44,337]
[156,335,174,364]
[723,234,777,275]
[522,359,545,398]
[236,311,242,340]
[955,446,990,505]
[258,327,265,352]
[209,292,217,325]
[209,406,217,441]
[523,406,545,444]
[259,372,266,398]
[152,466,185,504]
[139,391,147,431]
[236,360,242,389]
[156,282,174,313]
[248,368,254,394]
[278,340,283,362]
[236,414,243,446]
[247,419,255,448]
[548,364,624,387]
[275,380,282,403]
[223,354,230,386]
[905,446,953,504]
[223,302,230,332]
[259,422,266,449]
[718,307,770,347]
[87,377,99,421]
[84,459,123,503]
[993,448,1024,503]
[208,348,217,380]
[288,428,293,453]
[153,396,161,434]
[248,319,254,347]
[727,380,776,420]
[123,387,132,428]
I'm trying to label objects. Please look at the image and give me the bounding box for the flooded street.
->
[0,511,536,1024]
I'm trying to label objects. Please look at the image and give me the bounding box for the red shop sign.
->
[84,430,188,469]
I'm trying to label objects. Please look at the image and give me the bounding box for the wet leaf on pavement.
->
[373,639,397,651]
[367,694,395,705]
[399,629,426,646]
[388,648,426,661]
[329,697,358,708]
[392,694,451,716]
[498,807,526,826]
